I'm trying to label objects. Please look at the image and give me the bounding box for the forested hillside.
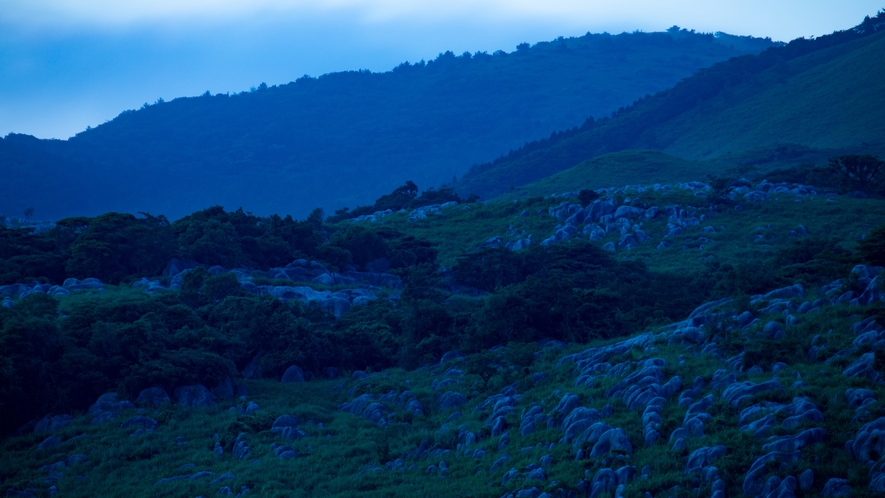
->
[456,13,885,200]
[0,29,777,221]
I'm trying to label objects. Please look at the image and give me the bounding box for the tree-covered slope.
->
[456,13,885,200]
[0,29,777,221]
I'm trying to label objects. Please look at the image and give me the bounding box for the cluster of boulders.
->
[346,201,463,223]
[0,278,105,306]
[338,264,885,498]
[139,258,403,317]
[338,388,425,427]
[476,178,833,256]
[2,255,405,319]
[6,231,885,496]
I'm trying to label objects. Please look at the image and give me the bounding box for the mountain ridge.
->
[0,29,779,221]
[455,13,885,200]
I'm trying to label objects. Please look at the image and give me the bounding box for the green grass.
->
[352,180,885,272]
[662,31,885,159]
[496,151,718,201]
[456,27,885,200]
[0,291,885,497]
[4,292,883,497]
[4,176,885,497]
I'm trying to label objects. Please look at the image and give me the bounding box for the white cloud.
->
[3,0,882,40]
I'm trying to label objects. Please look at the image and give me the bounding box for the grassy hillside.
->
[495,151,710,199]
[2,175,885,497]
[661,30,885,158]
[0,30,778,221]
[456,13,885,200]
[497,144,885,202]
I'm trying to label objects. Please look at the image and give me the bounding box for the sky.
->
[1,0,882,139]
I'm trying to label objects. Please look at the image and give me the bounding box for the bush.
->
[859,225,885,267]
[64,212,176,284]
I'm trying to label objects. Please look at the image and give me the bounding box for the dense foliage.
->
[0,30,779,221]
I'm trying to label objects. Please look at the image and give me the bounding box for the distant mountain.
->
[456,13,885,200]
[0,29,779,220]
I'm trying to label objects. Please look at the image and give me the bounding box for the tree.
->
[65,212,176,283]
[859,225,885,267]
[828,154,884,193]
[23,207,35,220]
[373,181,419,212]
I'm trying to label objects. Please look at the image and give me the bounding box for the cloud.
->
[4,0,882,39]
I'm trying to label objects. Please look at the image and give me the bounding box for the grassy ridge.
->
[357,180,885,271]
[661,30,885,158]
[495,151,712,200]
[455,14,885,200]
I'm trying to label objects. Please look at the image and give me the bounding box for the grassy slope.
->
[1,272,883,497]
[2,181,885,497]
[662,30,885,158]
[496,151,714,200]
[496,143,885,203]
[357,182,885,271]
[455,27,885,200]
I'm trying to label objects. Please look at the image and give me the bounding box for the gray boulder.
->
[136,387,171,407]
[281,365,306,383]
[37,436,62,451]
[762,284,805,301]
[34,414,73,432]
[722,381,784,407]
[590,428,632,457]
[685,446,726,473]
[614,206,644,219]
[799,469,814,491]
[583,200,616,223]
[742,451,801,495]
[120,416,158,432]
[271,414,299,433]
[843,353,879,382]
[174,385,217,407]
[232,433,250,460]
[88,392,135,415]
[438,392,468,410]
[821,478,852,497]
[846,416,885,464]
[854,277,883,305]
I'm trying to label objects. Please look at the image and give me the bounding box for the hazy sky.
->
[2,0,882,139]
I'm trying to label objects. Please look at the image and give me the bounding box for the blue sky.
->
[2,0,882,139]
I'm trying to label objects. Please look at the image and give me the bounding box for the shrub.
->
[859,225,885,267]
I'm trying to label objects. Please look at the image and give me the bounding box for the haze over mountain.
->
[456,13,885,199]
[0,29,778,221]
